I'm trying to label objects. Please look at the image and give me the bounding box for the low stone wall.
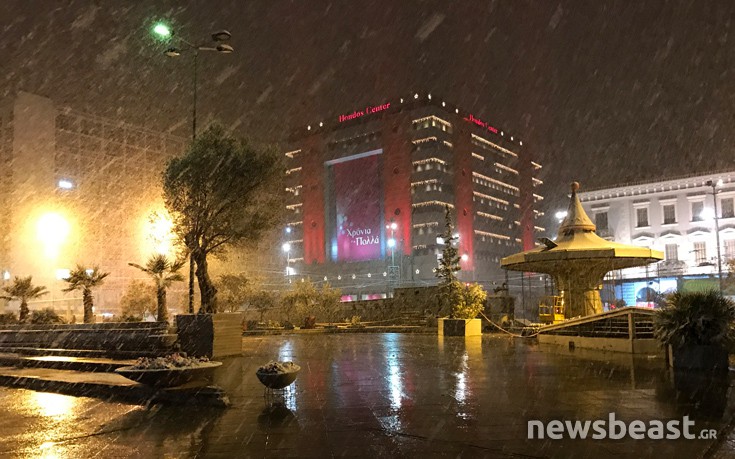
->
[340,286,440,323]
[0,322,175,356]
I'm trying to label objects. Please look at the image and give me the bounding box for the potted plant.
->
[438,280,486,336]
[434,206,487,336]
[653,290,735,372]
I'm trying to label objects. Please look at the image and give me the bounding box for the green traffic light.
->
[152,23,172,38]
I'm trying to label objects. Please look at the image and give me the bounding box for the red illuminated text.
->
[464,113,499,134]
[338,103,391,123]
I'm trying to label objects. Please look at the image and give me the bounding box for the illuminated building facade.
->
[0,91,187,316]
[579,171,735,307]
[283,92,544,298]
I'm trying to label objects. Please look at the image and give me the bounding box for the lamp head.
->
[164,47,181,57]
[152,23,172,38]
[216,44,234,53]
[211,30,231,42]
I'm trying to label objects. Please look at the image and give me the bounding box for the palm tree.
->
[129,254,185,322]
[1,276,48,322]
[63,265,109,323]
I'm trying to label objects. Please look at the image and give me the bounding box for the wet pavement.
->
[0,334,733,458]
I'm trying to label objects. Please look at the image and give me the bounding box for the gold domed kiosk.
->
[501,182,663,319]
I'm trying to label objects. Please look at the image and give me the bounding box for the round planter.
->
[256,365,301,389]
[115,361,223,387]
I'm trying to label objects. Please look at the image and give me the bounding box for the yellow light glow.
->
[146,210,175,255]
[37,213,70,259]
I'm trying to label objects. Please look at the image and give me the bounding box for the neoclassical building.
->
[578,171,735,305]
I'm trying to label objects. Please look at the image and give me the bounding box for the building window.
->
[595,212,608,231]
[722,198,734,218]
[725,239,735,261]
[691,201,704,222]
[636,208,649,227]
[664,243,678,261]
[693,241,706,265]
[662,204,676,225]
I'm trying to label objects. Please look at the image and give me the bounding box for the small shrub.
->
[29,308,66,324]
[0,313,18,325]
[120,280,155,319]
[654,290,735,348]
[443,281,487,319]
[303,316,316,329]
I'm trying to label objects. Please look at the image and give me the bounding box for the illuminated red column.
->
[301,133,326,264]
[518,148,535,251]
[451,124,475,271]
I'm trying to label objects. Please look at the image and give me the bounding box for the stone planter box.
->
[115,361,223,387]
[667,344,730,373]
[176,313,243,358]
[438,318,482,337]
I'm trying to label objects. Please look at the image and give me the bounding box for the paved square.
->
[0,334,732,458]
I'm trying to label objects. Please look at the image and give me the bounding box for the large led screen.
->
[331,152,382,262]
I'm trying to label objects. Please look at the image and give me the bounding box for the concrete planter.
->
[176,313,243,358]
[667,344,729,373]
[438,318,482,337]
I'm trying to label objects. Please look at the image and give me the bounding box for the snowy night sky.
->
[1,1,733,215]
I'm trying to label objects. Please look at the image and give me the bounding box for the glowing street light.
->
[37,212,70,259]
[147,211,174,255]
[282,242,292,283]
[152,23,172,38]
[57,179,74,190]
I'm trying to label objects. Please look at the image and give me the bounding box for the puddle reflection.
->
[31,392,77,419]
[258,403,296,430]
[382,334,405,412]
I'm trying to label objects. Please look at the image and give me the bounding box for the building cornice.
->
[579,170,735,202]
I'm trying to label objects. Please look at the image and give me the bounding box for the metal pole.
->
[192,51,198,140]
[712,183,723,293]
[188,51,199,314]
[286,249,291,284]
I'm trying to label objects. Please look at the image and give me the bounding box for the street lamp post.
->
[153,23,234,313]
[386,222,399,288]
[282,242,292,284]
[706,179,724,293]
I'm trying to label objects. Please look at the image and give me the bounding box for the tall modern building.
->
[0,91,187,316]
[282,92,544,299]
[579,171,735,306]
